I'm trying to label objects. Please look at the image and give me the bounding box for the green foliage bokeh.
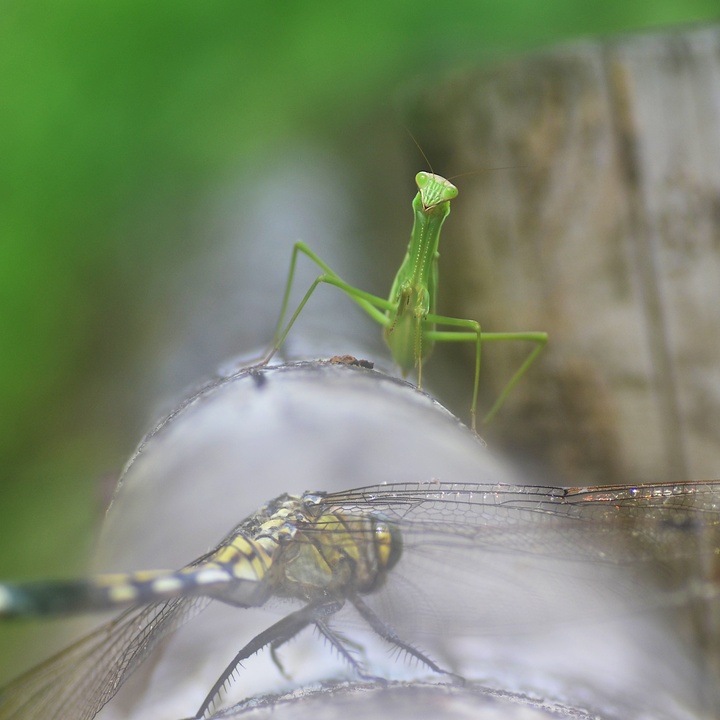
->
[1,0,717,681]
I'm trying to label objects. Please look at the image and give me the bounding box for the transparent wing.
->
[320,480,720,561]
[317,481,720,635]
[0,595,210,720]
[4,481,720,720]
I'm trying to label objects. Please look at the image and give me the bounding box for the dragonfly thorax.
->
[277,501,403,600]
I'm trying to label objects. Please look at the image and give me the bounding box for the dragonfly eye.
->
[373,518,403,573]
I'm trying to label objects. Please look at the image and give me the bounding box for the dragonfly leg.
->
[313,618,385,683]
[191,599,344,719]
[351,594,464,683]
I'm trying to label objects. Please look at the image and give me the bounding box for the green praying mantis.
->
[261,171,547,431]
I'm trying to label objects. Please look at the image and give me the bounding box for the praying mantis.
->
[262,171,547,431]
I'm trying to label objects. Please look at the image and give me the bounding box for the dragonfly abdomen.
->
[0,568,229,618]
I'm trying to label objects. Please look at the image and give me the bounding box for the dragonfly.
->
[1,480,719,720]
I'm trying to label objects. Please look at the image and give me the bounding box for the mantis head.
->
[415,172,458,212]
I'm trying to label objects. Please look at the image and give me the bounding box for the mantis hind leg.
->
[263,241,394,365]
[478,332,548,424]
[415,314,425,388]
[423,315,482,431]
[424,315,548,431]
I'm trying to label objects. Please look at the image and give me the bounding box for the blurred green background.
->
[1,0,719,680]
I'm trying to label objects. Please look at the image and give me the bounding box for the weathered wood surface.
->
[90,362,716,720]
[407,25,720,488]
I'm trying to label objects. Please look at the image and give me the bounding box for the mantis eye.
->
[415,171,430,189]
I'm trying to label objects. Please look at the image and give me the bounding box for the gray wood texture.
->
[407,26,720,488]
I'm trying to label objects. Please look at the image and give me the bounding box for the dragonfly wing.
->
[319,481,720,633]
[0,595,210,720]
